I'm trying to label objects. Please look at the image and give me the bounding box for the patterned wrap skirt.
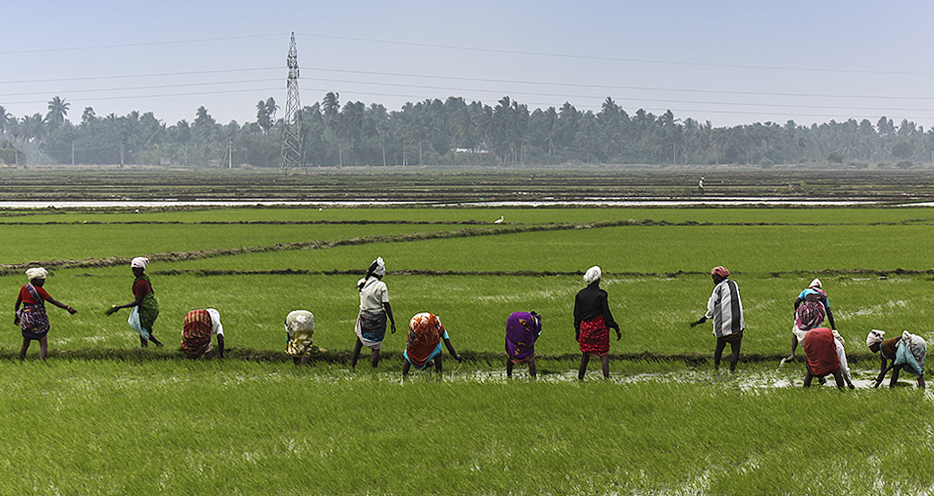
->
[355,309,388,350]
[180,309,213,357]
[19,304,50,341]
[579,315,610,357]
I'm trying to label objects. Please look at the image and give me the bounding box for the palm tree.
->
[0,105,12,135]
[46,96,70,130]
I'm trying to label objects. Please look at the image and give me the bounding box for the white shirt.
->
[358,278,389,312]
[205,308,224,336]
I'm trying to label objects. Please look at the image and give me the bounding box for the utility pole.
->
[227,131,233,169]
[279,32,303,173]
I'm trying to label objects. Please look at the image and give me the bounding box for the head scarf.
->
[810,278,822,288]
[866,329,885,348]
[372,257,386,277]
[711,266,730,278]
[131,257,149,269]
[25,267,48,281]
[583,266,601,284]
[358,257,386,291]
[285,310,315,332]
[205,308,224,336]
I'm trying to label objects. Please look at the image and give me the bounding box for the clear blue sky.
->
[3,0,933,129]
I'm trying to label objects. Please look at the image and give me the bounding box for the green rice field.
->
[2,180,934,494]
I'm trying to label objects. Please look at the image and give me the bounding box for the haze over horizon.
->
[3,1,933,130]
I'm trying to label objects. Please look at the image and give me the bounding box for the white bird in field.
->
[494,216,504,224]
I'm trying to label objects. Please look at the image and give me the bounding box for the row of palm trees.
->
[2,95,933,167]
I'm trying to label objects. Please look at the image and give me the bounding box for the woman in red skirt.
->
[573,266,621,380]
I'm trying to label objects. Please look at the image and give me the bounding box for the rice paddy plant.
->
[0,359,930,495]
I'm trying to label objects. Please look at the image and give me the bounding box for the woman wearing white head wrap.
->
[25,267,48,281]
[105,257,164,348]
[285,310,318,365]
[14,267,77,360]
[574,265,621,379]
[869,329,926,388]
[583,266,601,285]
[351,257,397,369]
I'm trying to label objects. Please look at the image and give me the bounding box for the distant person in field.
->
[402,312,462,377]
[698,176,705,194]
[801,327,846,388]
[13,267,77,360]
[351,257,396,369]
[180,308,225,359]
[867,330,926,389]
[783,278,835,363]
[106,257,164,347]
[505,311,542,378]
[690,266,744,373]
[285,310,317,365]
[574,266,621,380]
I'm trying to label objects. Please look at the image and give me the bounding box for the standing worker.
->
[351,257,396,369]
[573,266,622,380]
[106,257,164,347]
[13,267,77,360]
[690,266,745,373]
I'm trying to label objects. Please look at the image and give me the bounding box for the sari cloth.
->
[406,312,444,368]
[355,309,388,350]
[19,284,50,340]
[505,312,541,364]
[803,327,840,377]
[133,274,159,338]
[895,332,926,378]
[285,310,315,357]
[795,300,825,331]
[180,309,213,357]
[579,314,610,357]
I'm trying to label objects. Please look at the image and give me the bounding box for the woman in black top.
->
[573,266,621,379]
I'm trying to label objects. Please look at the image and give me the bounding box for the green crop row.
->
[0,359,928,495]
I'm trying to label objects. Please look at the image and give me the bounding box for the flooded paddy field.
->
[0,168,933,494]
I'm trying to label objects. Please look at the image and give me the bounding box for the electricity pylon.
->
[279,32,303,173]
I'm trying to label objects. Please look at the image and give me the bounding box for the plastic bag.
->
[128,306,150,340]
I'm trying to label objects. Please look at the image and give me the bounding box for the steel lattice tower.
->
[279,32,304,172]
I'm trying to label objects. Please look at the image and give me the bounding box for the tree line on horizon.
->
[0,94,931,168]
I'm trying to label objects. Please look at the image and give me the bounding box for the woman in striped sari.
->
[181,308,225,359]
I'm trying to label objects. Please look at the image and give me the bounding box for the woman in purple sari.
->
[505,311,542,378]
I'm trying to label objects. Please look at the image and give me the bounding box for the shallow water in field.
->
[0,196,911,209]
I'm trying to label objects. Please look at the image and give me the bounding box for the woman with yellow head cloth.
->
[13,267,77,360]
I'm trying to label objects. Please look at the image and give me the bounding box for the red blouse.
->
[19,284,51,305]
